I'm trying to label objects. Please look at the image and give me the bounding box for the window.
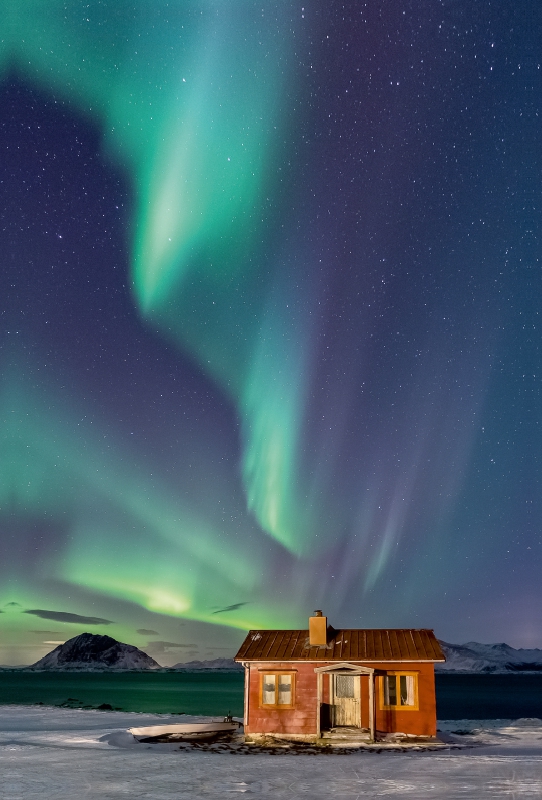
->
[335,674,355,698]
[260,672,295,708]
[380,673,418,710]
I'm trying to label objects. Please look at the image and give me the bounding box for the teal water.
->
[1,672,541,719]
[0,671,244,716]
[435,674,542,720]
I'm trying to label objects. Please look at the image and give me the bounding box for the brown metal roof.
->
[234,628,445,663]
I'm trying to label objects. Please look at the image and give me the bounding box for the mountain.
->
[436,640,542,673]
[30,633,161,671]
[30,634,542,673]
[171,657,243,671]
[172,644,542,673]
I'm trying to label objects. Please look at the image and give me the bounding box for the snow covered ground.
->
[1,706,541,798]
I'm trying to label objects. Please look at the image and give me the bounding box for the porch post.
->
[316,672,323,738]
[243,663,250,730]
[368,671,375,742]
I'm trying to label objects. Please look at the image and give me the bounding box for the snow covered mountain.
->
[437,640,542,673]
[171,657,243,671]
[171,644,542,673]
[28,635,542,673]
[30,633,161,671]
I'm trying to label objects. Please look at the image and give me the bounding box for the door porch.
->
[314,663,376,742]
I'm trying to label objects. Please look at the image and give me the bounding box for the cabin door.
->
[331,674,361,727]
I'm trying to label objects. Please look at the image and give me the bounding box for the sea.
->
[0,671,541,719]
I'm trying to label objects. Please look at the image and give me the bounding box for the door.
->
[331,673,361,727]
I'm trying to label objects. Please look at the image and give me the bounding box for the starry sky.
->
[1,1,540,666]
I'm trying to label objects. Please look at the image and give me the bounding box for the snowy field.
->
[1,707,542,799]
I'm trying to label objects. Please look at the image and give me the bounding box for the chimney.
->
[309,610,328,646]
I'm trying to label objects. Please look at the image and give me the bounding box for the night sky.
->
[1,1,540,666]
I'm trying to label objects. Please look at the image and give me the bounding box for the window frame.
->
[378,671,419,711]
[259,671,296,709]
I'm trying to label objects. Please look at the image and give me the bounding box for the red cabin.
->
[234,611,446,743]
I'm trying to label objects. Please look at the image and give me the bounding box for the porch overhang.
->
[314,662,374,675]
[314,663,376,741]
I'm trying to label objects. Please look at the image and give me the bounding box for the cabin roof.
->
[234,628,445,663]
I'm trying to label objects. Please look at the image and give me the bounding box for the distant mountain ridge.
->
[437,640,542,673]
[30,633,161,671]
[173,645,542,674]
[171,657,243,671]
[25,634,542,673]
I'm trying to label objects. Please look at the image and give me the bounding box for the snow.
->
[2,707,542,798]
[437,641,542,673]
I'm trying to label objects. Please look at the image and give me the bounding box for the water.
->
[436,674,542,719]
[0,671,244,716]
[1,672,541,719]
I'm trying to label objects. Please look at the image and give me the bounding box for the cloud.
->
[24,610,113,625]
[172,651,199,663]
[30,630,64,635]
[148,641,196,649]
[145,641,196,654]
[211,602,248,614]
[137,629,159,636]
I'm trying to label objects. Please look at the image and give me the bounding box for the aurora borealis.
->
[1,1,540,665]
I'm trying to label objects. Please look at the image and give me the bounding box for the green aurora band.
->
[2,1,536,663]
[1,1,323,649]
